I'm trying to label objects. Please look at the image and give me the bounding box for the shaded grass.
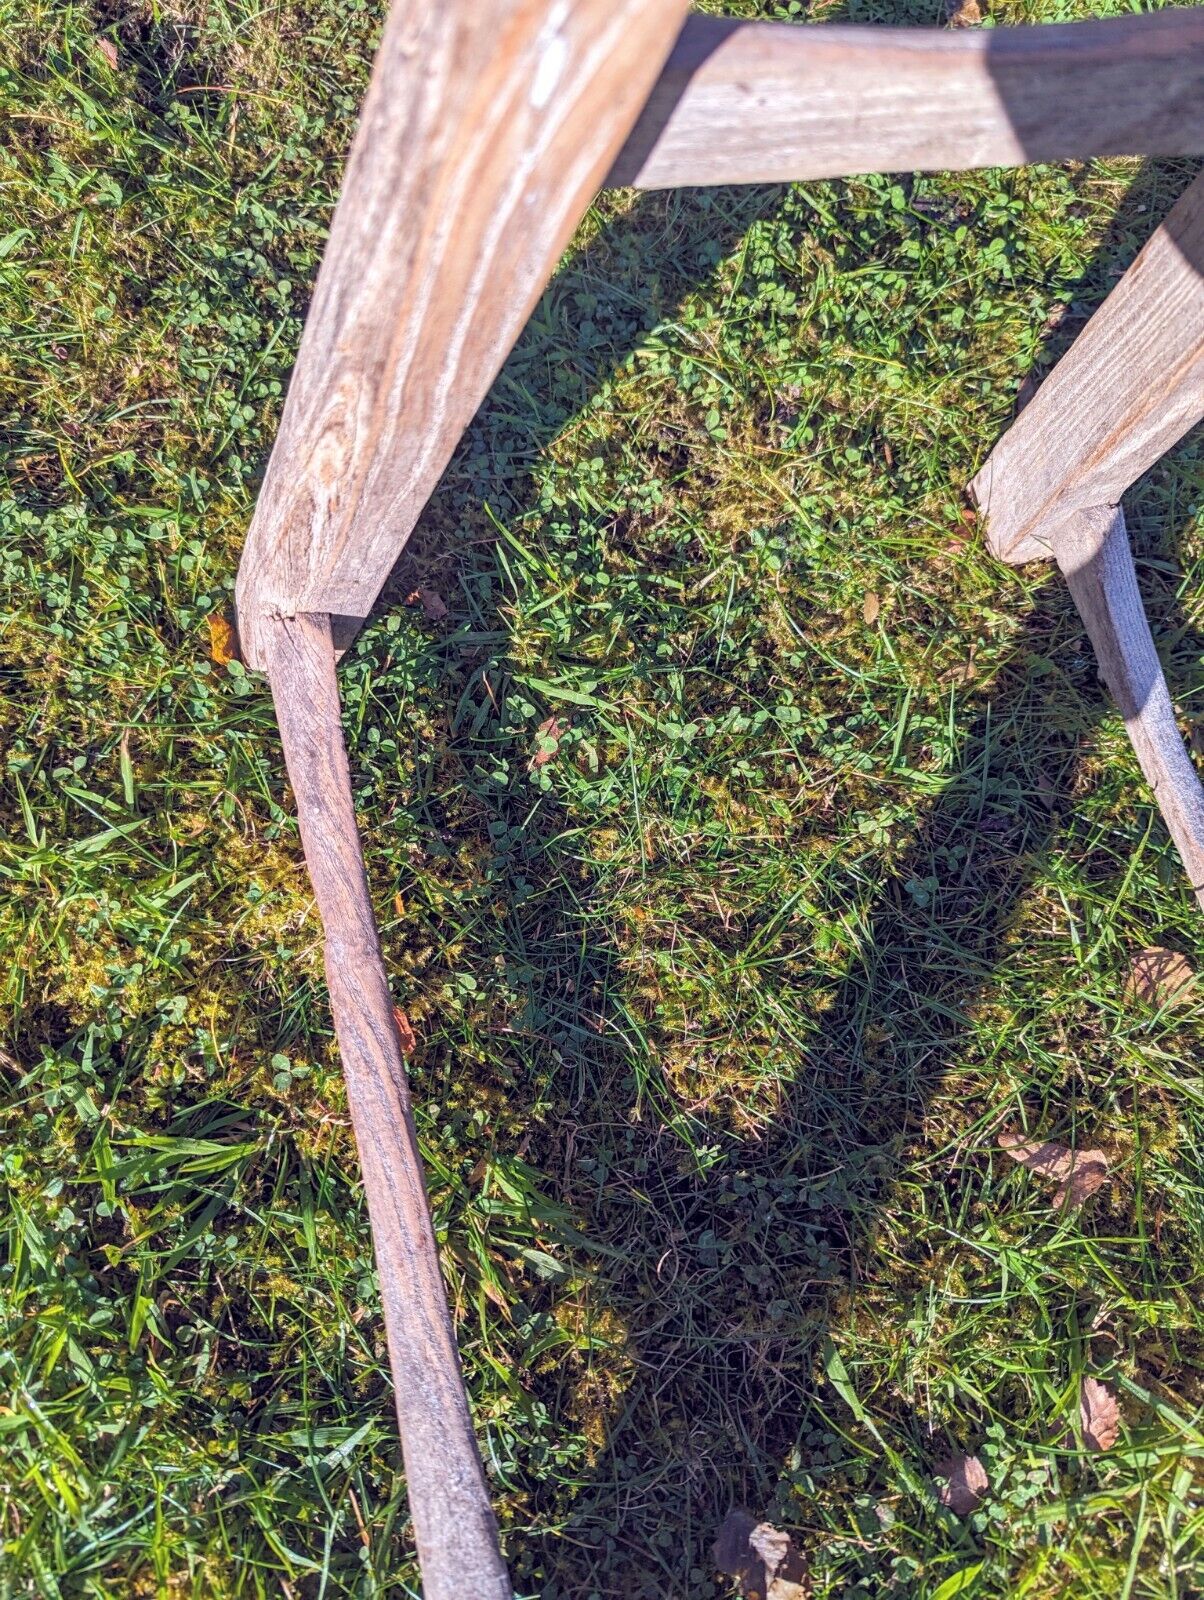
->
[2,0,1204,1596]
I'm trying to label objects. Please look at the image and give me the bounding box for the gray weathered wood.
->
[1056,507,1204,911]
[972,171,1204,565]
[609,12,1204,191]
[236,0,689,670]
[264,610,512,1600]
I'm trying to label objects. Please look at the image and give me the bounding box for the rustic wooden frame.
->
[234,7,1204,1594]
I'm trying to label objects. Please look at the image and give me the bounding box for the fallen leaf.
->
[714,1511,810,1599]
[1079,1378,1120,1451]
[406,587,448,621]
[1126,946,1195,1010]
[945,0,982,24]
[96,37,119,68]
[862,591,881,626]
[976,812,1009,835]
[932,1452,989,1515]
[207,609,241,666]
[391,1005,417,1056]
[531,715,567,768]
[1034,768,1058,811]
[998,1130,1109,1211]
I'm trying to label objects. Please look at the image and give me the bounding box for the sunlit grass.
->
[2,0,1203,1595]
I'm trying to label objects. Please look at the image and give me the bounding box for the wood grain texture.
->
[609,12,1204,191]
[264,611,511,1600]
[236,0,689,669]
[972,172,1204,565]
[1057,506,1204,912]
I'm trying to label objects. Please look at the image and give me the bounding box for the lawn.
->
[2,0,1204,1595]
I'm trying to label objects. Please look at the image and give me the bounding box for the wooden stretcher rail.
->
[609,11,1204,191]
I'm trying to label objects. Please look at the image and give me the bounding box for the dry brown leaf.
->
[406,586,448,621]
[207,609,240,666]
[862,591,881,626]
[714,1511,810,1599]
[391,1005,417,1056]
[998,1130,1109,1210]
[1034,768,1058,812]
[1079,1378,1120,1451]
[96,37,119,68]
[1126,946,1195,1010]
[945,0,982,25]
[932,1452,989,1515]
[532,715,567,769]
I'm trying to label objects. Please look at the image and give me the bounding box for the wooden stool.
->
[233,8,1204,1594]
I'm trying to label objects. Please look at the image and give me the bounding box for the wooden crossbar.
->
[611,12,1204,189]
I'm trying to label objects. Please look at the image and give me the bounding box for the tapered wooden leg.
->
[235,0,688,667]
[236,7,694,1580]
[1057,508,1204,910]
[971,173,1204,565]
[263,612,511,1600]
[972,176,1204,906]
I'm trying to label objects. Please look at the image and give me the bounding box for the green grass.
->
[3,0,1204,1595]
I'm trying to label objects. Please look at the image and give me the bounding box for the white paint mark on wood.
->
[531,3,571,109]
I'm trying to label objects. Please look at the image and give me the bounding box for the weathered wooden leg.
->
[263,612,511,1600]
[235,0,689,667]
[1057,508,1204,910]
[235,5,690,1585]
[972,172,1204,564]
[972,174,1204,905]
